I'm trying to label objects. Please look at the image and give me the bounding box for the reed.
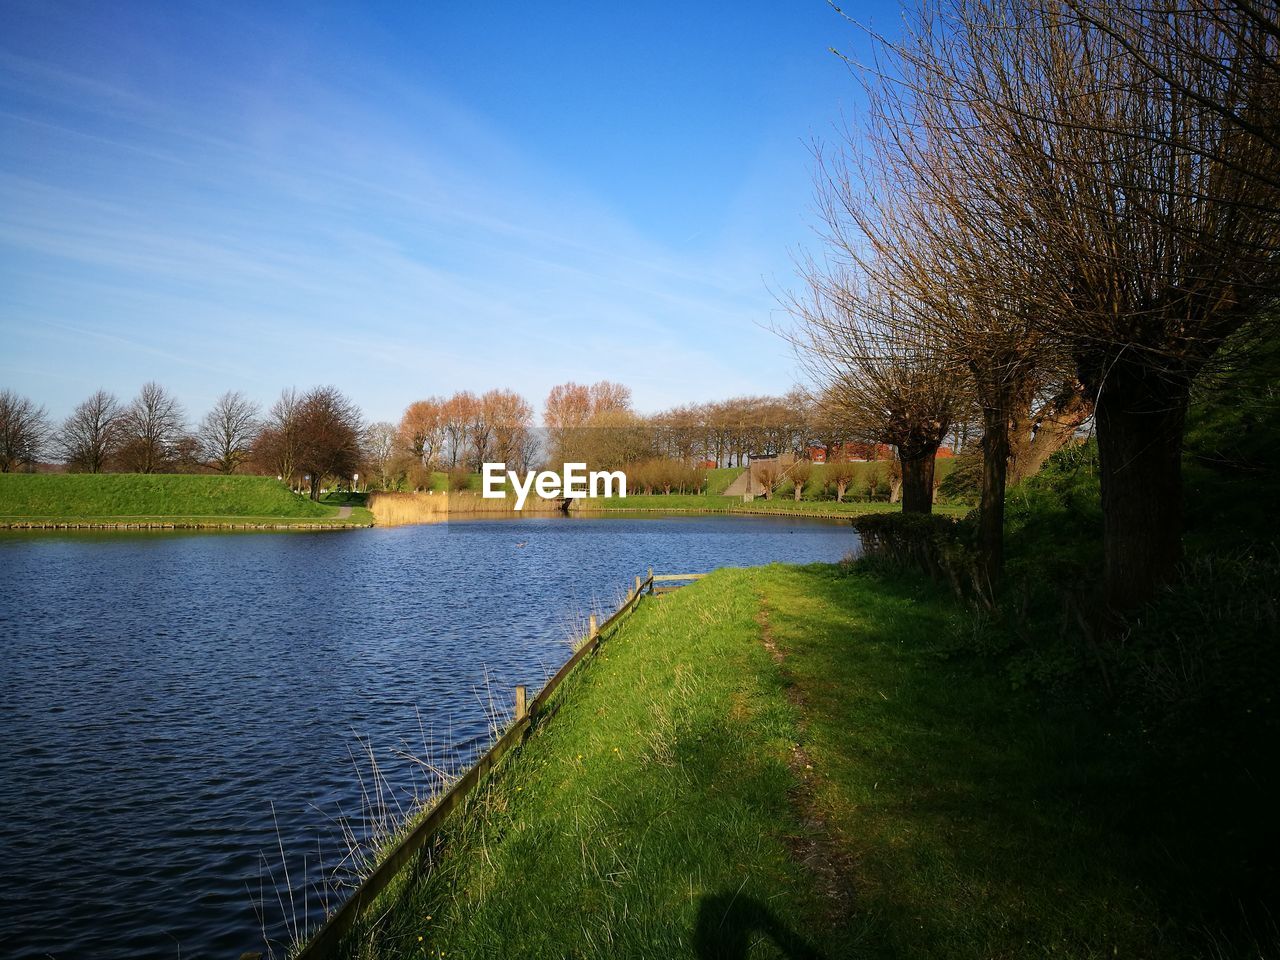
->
[365,492,449,525]
[366,491,565,526]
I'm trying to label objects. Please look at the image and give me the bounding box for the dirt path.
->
[336,505,352,519]
[756,591,857,921]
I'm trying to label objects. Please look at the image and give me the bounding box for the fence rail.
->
[257,568,706,960]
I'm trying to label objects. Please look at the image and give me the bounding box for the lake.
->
[0,515,856,959]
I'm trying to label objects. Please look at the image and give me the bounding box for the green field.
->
[333,564,1203,959]
[0,473,373,526]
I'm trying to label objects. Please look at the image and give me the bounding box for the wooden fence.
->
[243,568,704,960]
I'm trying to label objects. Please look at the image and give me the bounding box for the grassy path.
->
[329,564,1196,959]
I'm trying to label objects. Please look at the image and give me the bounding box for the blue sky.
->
[0,0,897,423]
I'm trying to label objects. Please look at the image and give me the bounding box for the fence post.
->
[648,567,654,592]
[514,685,527,722]
[588,614,598,641]
[634,574,642,595]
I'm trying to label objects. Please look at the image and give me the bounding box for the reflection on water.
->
[0,515,856,959]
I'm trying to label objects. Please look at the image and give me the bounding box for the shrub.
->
[1117,550,1279,755]
[852,512,988,603]
[407,462,434,492]
[1003,440,1104,589]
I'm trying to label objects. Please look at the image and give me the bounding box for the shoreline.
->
[0,504,965,530]
[0,518,372,531]
[306,564,1189,959]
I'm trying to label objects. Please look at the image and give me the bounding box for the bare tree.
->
[362,421,400,491]
[296,386,363,500]
[755,462,781,500]
[545,380,642,468]
[1007,382,1091,485]
[790,459,812,501]
[57,389,122,473]
[812,28,1091,579]
[118,382,186,473]
[787,271,961,514]
[255,388,304,486]
[0,390,50,472]
[1063,0,1280,190]
[398,398,446,469]
[828,0,1280,604]
[466,396,496,470]
[953,0,1279,606]
[440,391,478,468]
[197,391,259,474]
[588,380,633,415]
[482,389,534,469]
[827,461,855,502]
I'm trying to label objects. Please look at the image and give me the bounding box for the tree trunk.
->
[978,404,1010,583]
[1093,361,1189,610]
[309,474,322,501]
[1008,384,1092,485]
[899,446,938,514]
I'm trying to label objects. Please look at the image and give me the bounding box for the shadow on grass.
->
[759,564,1181,956]
[693,892,824,960]
[765,561,1277,957]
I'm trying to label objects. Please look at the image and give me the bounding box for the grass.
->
[406,463,968,514]
[0,473,373,526]
[580,459,965,514]
[705,465,744,495]
[331,564,1201,959]
[577,493,970,517]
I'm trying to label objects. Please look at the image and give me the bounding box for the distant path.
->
[721,467,754,498]
[336,506,353,519]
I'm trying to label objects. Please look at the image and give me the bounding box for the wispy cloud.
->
[0,12,808,421]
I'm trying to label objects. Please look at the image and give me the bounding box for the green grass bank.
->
[329,564,1221,960]
[0,473,373,527]
[574,494,969,518]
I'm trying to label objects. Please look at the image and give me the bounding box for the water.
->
[0,515,856,959]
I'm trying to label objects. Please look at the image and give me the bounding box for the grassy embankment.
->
[0,473,373,528]
[332,563,1207,960]
[366,464,969,521]
[577,494,970,518]
[576,461,967,517]
[371,466,973,523]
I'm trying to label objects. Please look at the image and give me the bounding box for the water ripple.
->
[0,515,855,958]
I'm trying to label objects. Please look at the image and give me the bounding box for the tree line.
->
[788,0,1279,610]
[0,384,364,500]
[2,377,963,498]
